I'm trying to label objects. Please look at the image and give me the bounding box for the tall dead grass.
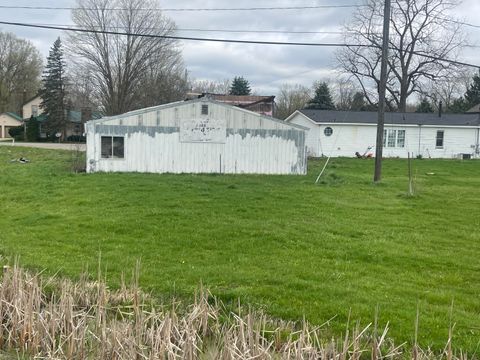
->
[0,263,468,359]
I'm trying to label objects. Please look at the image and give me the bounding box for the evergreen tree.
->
[415,97,434,113]
[305,82,335,110]
[464,70,480,109]
[26,116,39,141]
[448,97,469,113]
[39,37,67,139]
[229,76,251,95]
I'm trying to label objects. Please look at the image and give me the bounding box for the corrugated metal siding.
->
[86,100,307,175]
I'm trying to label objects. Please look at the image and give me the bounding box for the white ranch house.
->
[286,110,480,159]
[85,99,308,175]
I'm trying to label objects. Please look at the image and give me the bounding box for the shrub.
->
[66,135,86,143]
[8,126,24,141]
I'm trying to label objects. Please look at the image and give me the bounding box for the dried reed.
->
[0,263,467,359]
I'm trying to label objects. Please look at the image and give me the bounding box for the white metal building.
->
[85,99,308,175]
[286,110,480,159]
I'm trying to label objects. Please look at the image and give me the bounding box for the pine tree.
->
[40,37,67,140]
[464,70,480,109]
[229,76,251,95]
[26,116,39,141]
[415,97,434,113]
[305,82,335,110]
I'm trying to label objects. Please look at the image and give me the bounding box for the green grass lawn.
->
[1,146,479,352]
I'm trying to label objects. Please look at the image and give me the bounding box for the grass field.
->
[0,146,479,352]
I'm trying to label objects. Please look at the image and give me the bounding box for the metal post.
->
[374,0,392,182]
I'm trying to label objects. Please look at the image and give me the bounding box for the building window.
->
[436,130,444,148]
[396,130,405,148]
[383,129,406,148]
[324,127,333,137]
[138,114,143,126]
[31,105,38,117]
[101,136,124,159]
[201,104,209,115]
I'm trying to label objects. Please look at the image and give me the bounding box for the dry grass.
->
[0,263,472,360]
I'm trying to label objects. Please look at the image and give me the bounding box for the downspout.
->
[418,124,422,157]
[476,126,479,157]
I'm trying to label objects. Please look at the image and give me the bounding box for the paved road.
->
[0,141,86,152]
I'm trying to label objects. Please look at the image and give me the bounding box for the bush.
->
[26,116,39,142]
[66,135,86,143]
[8,126,24,141]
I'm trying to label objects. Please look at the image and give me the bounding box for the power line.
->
[0,4,364,11]
[0,20,478,69]
[23,23,349,35]
[0,20,372,47]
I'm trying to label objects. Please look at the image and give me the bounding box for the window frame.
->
[435,130,444,149]
[100,136,125,159]
[383,129,406,148]
[324,127,333,137]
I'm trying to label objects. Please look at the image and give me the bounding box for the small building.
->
[286,109,480,159]
[85,99,307,175]
[0,112,23,138]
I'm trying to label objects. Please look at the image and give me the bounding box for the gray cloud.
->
[0,0,479,96]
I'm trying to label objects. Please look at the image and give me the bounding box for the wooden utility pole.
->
[374,0,392,182]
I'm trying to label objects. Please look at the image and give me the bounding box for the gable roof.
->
[1,112,23,121]
[298,109,480,127]
[22,95,41,106]
[88,98,308,131]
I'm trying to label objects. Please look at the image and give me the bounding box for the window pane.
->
[436,131,444,147]
[387,130,396,147]
[112,137,124,158]
[101,136,112,158]
[397,130,405,148]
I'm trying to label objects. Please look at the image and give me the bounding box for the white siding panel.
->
[86,100,307,175]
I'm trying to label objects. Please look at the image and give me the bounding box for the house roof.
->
[88,98,308,131]
[298,109,480,127]
[22,95,41,106]
[3,112,23,121]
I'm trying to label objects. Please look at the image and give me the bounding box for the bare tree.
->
[190,79,231,95]
[336,0,465,112]
[67,0,185,115]
[424,68,473,111]
[0,32,42,114]
[275,84,311,119]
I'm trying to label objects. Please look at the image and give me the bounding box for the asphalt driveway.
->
[0,141,86,152]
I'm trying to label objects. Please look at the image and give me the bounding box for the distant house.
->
[85,99,307,175]
[187,93,276,117]
[286,109,480,159]
[22,95,94,139]
[0,112,23,138]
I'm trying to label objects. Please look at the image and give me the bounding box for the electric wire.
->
[0,20,478,69]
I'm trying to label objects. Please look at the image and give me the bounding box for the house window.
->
[31,105,38,117]
[383,129,406,148]
[156,111,161,126]
[387,129,396,147]
[436,130,444,148]
[101,136,124,159]
[396,130,405,148]
[138,114,143,126]
[324,127,333,137]
[201,104,209,115]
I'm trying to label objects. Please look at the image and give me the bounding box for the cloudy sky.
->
[0,0,479,96]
